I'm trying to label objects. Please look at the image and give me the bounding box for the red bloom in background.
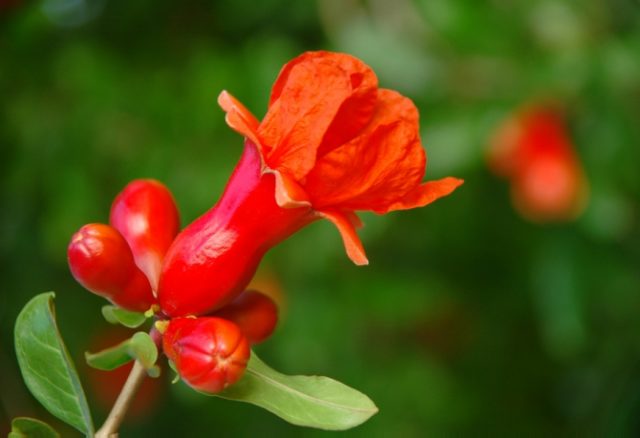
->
[488,105,588,222]
[159,51,462,317]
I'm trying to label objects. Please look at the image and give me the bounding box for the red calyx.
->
[158,142,316,317]
[162,317,250,393]
[67,224,155,312]
[214,290,278,344]
[110,179,180,291]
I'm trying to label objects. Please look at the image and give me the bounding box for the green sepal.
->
[85,331,159,377]
[101,305,147,328]
[167,359,180,384]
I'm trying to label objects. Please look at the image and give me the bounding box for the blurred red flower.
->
[488,105,588,222]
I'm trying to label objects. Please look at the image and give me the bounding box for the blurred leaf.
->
[9,417,60,438]
[212,352,378,430]
[101,305,147,328]
[14,293,94,436]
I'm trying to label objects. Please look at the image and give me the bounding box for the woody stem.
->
[95,360,147,438]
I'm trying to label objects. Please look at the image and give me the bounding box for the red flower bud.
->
[68,224,155,312]
[162,317,250,394]
[214,290,278,344]
[110,179,180,291]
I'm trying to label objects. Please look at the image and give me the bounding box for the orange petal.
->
[218,91,263,150]
[267,169,311,209]
[306,89,425,212]
[317,210,369,266]
[380,177,464,213]
[258,52,378,180]
[343,211,364,229]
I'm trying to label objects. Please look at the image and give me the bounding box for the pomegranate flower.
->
[159,51,462,317]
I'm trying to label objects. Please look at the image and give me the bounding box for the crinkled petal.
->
[379,177,464,213]
[258,52,378,180]
[218,91,262,150]
[317,210,369,266]
[305,89,425,212]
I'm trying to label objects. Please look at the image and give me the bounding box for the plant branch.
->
[95,360,147,438]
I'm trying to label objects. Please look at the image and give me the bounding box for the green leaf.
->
[101,305,147,328]
[211,352,378,431]
[9,417,60,438]
[85,331,159,377]
[14,292,94,436]
[85,339,134,371]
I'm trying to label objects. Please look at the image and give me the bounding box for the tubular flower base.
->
[489,105,588,222]
[159,51,463,317]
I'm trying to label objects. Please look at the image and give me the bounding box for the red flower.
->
[488,105,588,222]
[219,51,463,263]
[159,51,462,317]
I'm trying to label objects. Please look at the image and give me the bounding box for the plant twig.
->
[95,360,147,438]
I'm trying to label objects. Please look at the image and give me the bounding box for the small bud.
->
[214,290,278,344]
[68,223,155,312]
[110,179,180,291]
[162,317,250,394]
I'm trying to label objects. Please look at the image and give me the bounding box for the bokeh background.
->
[1,0,640,435]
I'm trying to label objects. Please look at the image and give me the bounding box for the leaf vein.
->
[246,369,376,414]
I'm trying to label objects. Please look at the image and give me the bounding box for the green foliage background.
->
[1,0,639,435]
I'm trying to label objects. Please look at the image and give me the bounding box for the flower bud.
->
[163,317,250,394]
[110,179,180,291]
[214,290,278,344]
[68,223,155,312]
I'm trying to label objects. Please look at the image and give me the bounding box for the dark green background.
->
[1,0,640,435]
